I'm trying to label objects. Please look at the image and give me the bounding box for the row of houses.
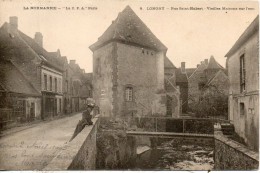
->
[0,17,92,123]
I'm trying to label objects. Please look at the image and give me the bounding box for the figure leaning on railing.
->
[69,103,95,142]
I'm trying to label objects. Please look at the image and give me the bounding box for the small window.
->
[125,87,133,101]
[142,49,144,54]
[240,102,245,115]
[44,74,47,90]
[54,78,57,92]
[50,76,52,91]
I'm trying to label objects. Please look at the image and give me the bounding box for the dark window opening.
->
[50,76,52,91]
[125,87,133,101]
[54,78,57,92]
[240,102,245,115]
[44,74,47,90]
[240,54,246,93]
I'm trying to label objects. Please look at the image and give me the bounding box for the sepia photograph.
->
[0,0,259,171]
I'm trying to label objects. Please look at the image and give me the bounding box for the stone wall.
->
[214,131,259,170]
[92,43,115,117]
[116,42,166,117]
[43,115,100,170]
[227,31,259,151]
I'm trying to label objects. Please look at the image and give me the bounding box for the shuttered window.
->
[125,87,133,101]
[240,54,246,93]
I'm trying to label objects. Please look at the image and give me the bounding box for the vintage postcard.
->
[0,0,259,171]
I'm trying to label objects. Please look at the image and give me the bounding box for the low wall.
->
[43,115,100,170]
[214,130,259,170]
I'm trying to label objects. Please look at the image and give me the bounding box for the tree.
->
[194,85,228,119]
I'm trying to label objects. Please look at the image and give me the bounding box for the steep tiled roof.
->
[0,22,63,72]
[90,6,167,51]
[206,56,223,69]
[188,62,207,79]
[18,31,63,71]
[0,60,40,96]
[186,68,196,78]
[164,56,177,69]
[226,15,259,57]
[176,68,188,83]
[206,70,228,86]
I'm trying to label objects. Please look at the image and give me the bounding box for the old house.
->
[225,15,259,151]
[0,16,63,120]
[90,6,180,117]
[0,59,41,122]
[188,56,228,114]
[68,60,92,112]
[175,62,189,114]
[164,57,181,117]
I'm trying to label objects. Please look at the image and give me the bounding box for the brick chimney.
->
[9,16,18,29]
[34,32,43,47]
[70,60,76,64]
[200,61,203,65]
[204,59,208,65]
[181,62,186,73]
[197,64,200,68]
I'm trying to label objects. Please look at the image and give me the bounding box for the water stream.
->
[130,138,214,170]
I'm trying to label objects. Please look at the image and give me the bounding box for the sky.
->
[0,0,258,72]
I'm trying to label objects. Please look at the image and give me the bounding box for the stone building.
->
[164,57,181,117]
[90,6,180,117]
[188,56,229,113]
[225,15,259,151]
[69,60,92,112]
[0,16,63,120]
[175,62,189,113]
[0,59,41,122]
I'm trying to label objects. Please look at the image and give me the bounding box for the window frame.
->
[50,76,52,91]
[125,86,134,102]
[54,78,57,92]
[240,102,245,116]
[240,54,246,93]
[44,74,47,91]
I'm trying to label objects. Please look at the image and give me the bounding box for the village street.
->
[0,113,82,170]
